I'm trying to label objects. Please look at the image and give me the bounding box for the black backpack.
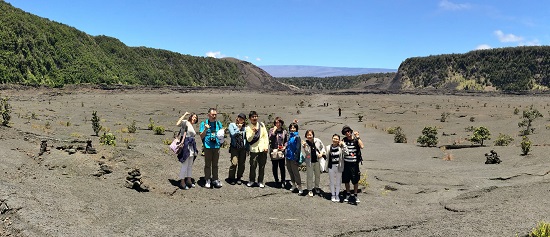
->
[233,132,246,149]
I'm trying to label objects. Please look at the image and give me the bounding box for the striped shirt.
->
[329,145,341,164]
[343,137,359,163]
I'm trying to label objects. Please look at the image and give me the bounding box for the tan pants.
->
[228,148,247,180]
[306,160,321,190]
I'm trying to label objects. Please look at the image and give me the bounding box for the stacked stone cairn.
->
[484,150,501,164]
[125,168,149,192]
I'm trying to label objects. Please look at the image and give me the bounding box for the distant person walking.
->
[199,108,224,189]
[326,134,348,202]
[341,125,364,204]
[227,113,248,185]
[175,112,199,190]
[301,129,325,197]
[246,111,269,188]
[338,107,342,117]
[269,117,288,188]
[285,122,303,194]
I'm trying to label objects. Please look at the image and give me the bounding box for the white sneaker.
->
[247,182,254,187]
[335,196,340,202]
[331,195,336,202]
[343,194,349,202]
[213,180,222,188]
[308,191,313,197]
[259,183,265,188]
[355,195,360,203]
[205,179,211,188]
[298,189,303,195]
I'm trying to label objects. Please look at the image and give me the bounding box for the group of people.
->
[174,108,364,203]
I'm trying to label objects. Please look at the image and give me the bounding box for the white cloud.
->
[244,56,249,60]
[475,44,491,50]
[494,30,523,43]
[439,0,471,10]
[255,58,262,61]
[205,51,225,58]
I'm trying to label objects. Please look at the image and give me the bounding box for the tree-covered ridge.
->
[0,1,244,87]
[276,73,396,90]
[397,46,550,91]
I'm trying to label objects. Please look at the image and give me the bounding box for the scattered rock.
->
[66,149,76,155]
[125,168,149,192]
[485,150,501,164]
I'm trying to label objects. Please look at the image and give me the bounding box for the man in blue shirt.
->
[199,108,223,188]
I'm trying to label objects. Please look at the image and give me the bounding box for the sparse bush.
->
[99,132,116,146]
[435,104,441,109]
[1,97,12,126]
[162,138,172,145]
[393,127,407,143]
[127,120,137,133]
[464,126,475,132]
[147,118,155,130]
[440,112,450,122]
[513,107,519,115]
[493,133,514,146]
[153,125,165,135]
[521,136,531,155]
[358,172,369,188]
[44,121,51,129]
[529,221,550,237]
[91,111,101,136]
[469,117,475,122]
[518,105,543,135]
[468,126,491,146]
[386,127,397,134]
[358,115,364,122]
[417,126,438,147]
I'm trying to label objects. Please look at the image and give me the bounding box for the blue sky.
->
[6,0,550,69]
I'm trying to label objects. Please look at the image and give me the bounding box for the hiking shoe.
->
[205,179,211,188]
[213,180,222,188]
[236,179,242,185]
[259,183,265,188]
[247,182,255,187]
[348,195,356,204]
[355,195,360,203]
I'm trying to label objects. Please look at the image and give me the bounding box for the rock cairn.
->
[485,150,501,164]
[125,168,149,192]
[38,139,48,156]
[85,139,97,154]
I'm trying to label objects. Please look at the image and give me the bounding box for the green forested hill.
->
[396,46,550,91]
[276,73,396,91]
[0,1,250,87]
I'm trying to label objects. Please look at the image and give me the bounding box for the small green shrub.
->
[99,132,116,146]
[440,112,450,122]
[148,117,155,130]
[1,97,12,126]
[393,127,407,143]
[91,111,101,136]
[127,120,137,133]
[521,136,531,155]
[493,133,514,146]
[386,127,397,134]
[529,221,550,237]
[153,125,165,135]
[469,117,475,122]
[417,126,438,147]
[518,105,543,135]
[468,126,491,146]
[513,107,519,115]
